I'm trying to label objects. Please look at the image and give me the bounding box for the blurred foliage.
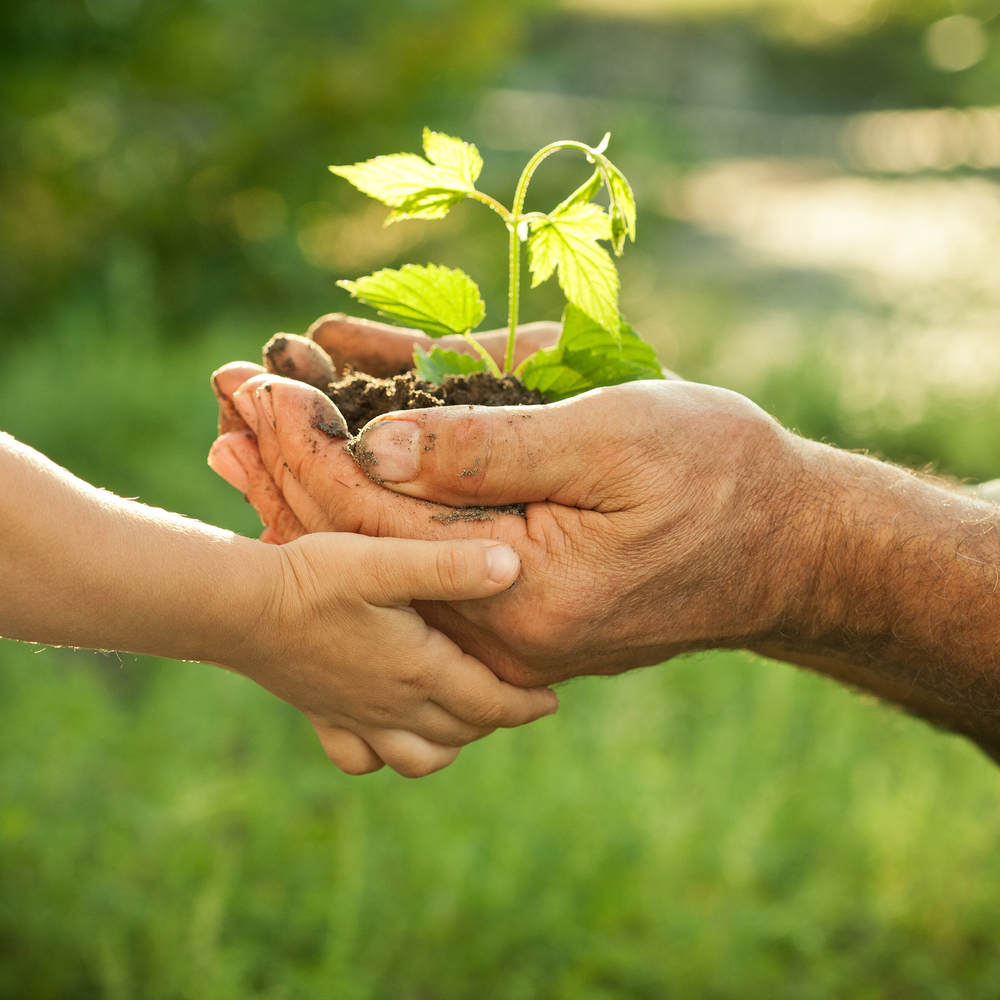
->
[0,0,543,352]
[562,0,1000,49]
[5,642,1000,999]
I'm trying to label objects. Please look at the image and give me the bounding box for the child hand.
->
[235,531,559,778]
[0,431,555,781]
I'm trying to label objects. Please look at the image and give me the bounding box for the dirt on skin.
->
[323,369,548,437]
[312,369,543,523]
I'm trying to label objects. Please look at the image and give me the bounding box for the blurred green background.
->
[6,0,1000,995]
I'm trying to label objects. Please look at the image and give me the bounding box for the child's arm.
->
[0,432,558,776]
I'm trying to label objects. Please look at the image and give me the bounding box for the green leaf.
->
[329,130,482,224]
[527,202,619,336]
[519,304,663,401]
[555,169,603,213]
[413,345,487,384]
[422,128,483,188]
[337,264,485,338]
[387,189,468,223]
[598,158,636,257]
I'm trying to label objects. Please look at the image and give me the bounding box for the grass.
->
[3,642,1000,999]
[5,299,1000,998]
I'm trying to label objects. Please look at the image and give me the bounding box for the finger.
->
[360,728,460,778]
[341,534,521,605]
[312,724,385,774]
[208,429,308,542]
[263,333,337,390]
[471,321,561,369]
[350,384,663,509]
[422,645,561,729]
[212,362,266,434]
[343,603,559,729]
[250,376,530,542]
[234,373,349,442]
[307,312,430,377]
[349,380,726,510]
[366,695,498,747]
[307,313,561,377]
[233,376,349,535]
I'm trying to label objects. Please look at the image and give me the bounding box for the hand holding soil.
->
[211,319,1000,764]
[303,312,563,381]
[211,338,811,686]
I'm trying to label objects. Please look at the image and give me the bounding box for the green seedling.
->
[330,129,663,400]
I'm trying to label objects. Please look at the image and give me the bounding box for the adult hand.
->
[303,313,562,378]
[209,316,565,541]
[210,372,805,686]
[209,371,1000,759]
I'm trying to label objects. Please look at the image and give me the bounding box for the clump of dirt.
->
[430,503,529,524]
[323,368,547,436]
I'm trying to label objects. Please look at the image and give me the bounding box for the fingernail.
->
[254,384,276,429]
[357,420,421,482]
[232,390,258,433]
[207,442,250,493]
[484,542,519,585]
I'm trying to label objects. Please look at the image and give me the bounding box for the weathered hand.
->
[341,389,1000,761]
[209,324,1000,761]
[303,313,561,378]
[209,371,805,686]
[209,316,565,542]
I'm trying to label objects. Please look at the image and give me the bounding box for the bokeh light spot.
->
[924,15,988,73]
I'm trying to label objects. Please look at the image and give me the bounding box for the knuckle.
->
[396,657,432,693]
[434,544,472,595]
[365,547,399,596]
[469,697,507,730]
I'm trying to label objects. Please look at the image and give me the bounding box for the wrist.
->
[179,534,284,671]
[748,438,999,662]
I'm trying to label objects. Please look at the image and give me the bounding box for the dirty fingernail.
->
[254,383,276,428]
[357,420,421,482]
[232,390,258,433]
[484,542,519,585]
[208,442,250,493]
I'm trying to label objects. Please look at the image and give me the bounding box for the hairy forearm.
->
[0,432,270,663]
[752,438,1000,746]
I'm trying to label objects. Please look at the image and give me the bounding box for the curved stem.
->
[467,190,513,225]
[505,140,602,373]
[462,331,503,379]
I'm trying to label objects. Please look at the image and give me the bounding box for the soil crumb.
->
[430,503,527,525]
[323,369,547,436]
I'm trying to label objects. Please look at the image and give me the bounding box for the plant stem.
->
[505,140,603,373]
[468,190,513,224]
[462,332,503,379]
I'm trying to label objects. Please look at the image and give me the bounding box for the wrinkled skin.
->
[209,317,804,688]
[209,315,1000,765]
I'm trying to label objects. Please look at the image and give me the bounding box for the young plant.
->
[330,129,663,400]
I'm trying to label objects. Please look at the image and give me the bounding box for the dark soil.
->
[323,369,548,437]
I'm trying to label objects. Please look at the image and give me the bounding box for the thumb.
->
[323,535,522,606]
[351,382,664,508]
